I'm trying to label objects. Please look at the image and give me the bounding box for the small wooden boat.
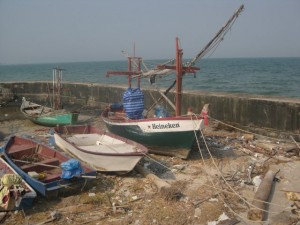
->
[20,67,79,126]
[2,136,96,197]
[54,125,148,172]
[0,157,36,210]
[21,97,79,127]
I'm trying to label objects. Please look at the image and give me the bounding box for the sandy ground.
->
[0,107,299,225]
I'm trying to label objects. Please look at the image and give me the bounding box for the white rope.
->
[139,115,293,223]
[190,113,292,222]
[209,116,298,145]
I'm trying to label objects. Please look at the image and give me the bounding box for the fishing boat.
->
[2,135,96,197]
[101,41,208,159]
[54,125,148,172]
[101,5,244,158]
[20,67,79,126]
[0,157,36,210]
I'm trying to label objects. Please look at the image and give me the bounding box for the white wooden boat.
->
[54,125,148,172]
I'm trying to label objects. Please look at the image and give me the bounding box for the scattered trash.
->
[132,196,138,200]
[252,175,262,192]
[172,164,186,171]
[223,146,232,151]
[208,198,218,202]
[207,212,229,225]
[194,208,202,218]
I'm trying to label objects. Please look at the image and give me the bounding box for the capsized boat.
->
[2,135,96,197]
[20,67,79,126]
[54,125,148,172]
[101,5,244,158]
[0,156,36,210]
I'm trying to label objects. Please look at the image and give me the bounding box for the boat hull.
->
[28,112,79,126]
[101,111,204,157]
[54,125,148,172]
[20,97,79,126]
[2,136,96,197]
[0,157,36,210]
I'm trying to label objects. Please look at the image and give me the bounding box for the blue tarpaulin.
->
[60,159,83,179]
[123,88,145,119]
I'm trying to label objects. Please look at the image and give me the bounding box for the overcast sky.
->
[1,0,299,65]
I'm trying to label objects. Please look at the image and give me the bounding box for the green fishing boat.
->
[20,68,79,126]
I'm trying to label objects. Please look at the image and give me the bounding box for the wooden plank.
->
[8,144,35,154]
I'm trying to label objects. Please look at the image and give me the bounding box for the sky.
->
[0,0,300,65]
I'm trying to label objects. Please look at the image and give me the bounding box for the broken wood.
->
[243,133,254,141]
[58,204,94,214]
[33,211,60,225]
[290,136,300,150]
[245,163,255,184]
[0,212,7,223]
[285,192,300,201]
[135,164,171,191]
[218,218,240,225]
[247,169,276,221]
[240,148,255,156]
[194,193,219,207]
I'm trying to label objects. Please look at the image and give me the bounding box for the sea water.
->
[0,57,299,98]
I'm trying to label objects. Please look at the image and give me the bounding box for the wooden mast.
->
[106,38,199,117]
[175,37,183,116]
[107,57,142,88]
[156,38,200,116]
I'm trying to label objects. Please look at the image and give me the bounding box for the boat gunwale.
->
[2,135,96,189]
[101,108,204,124]
[54,125,148,156]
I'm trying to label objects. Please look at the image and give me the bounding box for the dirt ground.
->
[0,107,299,225]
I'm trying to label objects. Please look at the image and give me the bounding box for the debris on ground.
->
[0,109,299,225]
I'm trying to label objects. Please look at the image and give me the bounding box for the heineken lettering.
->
[152,123,180,129]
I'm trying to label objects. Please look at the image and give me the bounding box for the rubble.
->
[0,111,299,224]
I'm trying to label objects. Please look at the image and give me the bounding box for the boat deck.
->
[6,140,63,183]
[66,133,140,154]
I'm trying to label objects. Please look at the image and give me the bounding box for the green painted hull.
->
[101,109,205,158]
[104,119,200,149]
[29,113,79,126]
[21,98,79,127]
[104,121,199,149]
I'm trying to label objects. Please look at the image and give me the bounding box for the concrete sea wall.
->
[1,82,299,136]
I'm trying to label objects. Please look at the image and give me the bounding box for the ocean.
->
[1,57,299,98]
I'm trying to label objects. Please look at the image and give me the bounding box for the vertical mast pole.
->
[52,68,55,109]
[175,37,183,116]
[57,68,61,110]
[128,57,132,88]
[137,58,141,88]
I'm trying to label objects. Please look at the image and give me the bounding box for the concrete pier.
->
[1,82,299,136]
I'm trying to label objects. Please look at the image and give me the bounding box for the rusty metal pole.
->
[175,37,183,116]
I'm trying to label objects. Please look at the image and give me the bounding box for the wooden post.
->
[247,170,276,221]
[135,165,171,191]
